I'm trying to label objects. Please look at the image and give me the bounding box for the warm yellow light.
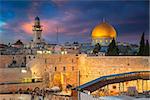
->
[61,51,67,54]
[61,51,64,55]
[37,51,43,54]
[46,50,51,54]
[95,39,98,43]
[106,40,108,43]
[21,69,27,73]
[92,22,116,38]
[64,51,67,54]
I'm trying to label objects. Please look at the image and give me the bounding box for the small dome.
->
[35,16,40,20]
[92,22,116,38]
[13,40,23,45]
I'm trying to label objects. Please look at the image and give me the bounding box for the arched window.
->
[12,60,16,64]
[113,85,116,89]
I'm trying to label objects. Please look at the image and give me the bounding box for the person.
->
[39,96,43,100]
[31,93,34,100]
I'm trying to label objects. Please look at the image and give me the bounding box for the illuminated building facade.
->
[0,17,149,97]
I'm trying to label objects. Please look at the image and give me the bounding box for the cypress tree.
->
[145,40,149,56]
[107,38,119,56]
[138,32,145,56]
[93,43,101,54]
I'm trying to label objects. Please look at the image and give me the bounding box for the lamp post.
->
[78,70,80,100]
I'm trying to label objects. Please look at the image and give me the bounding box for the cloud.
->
[0,0,149,44]
[21,21,33,35]
[20,17,68,36]
[0,20,7,27]
[51,0,69,7]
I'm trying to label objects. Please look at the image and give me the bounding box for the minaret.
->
[33,16,42,44]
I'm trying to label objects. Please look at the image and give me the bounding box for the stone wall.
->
[28,54,150,91]
[0,55,12,68]
[78,55,150,84]
[0,68,31,83]
[0,54,149,92]
[0,82,43,93]
[0,55,36,68]
[28,54,79,90]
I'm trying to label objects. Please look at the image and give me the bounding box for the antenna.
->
[56,26,59,44]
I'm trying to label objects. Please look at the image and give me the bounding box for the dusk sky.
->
[0,0,149,44]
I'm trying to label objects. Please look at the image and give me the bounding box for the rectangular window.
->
[63,66,66,71]
[95,39,98,43]
[72,66,74,71]
[59,57,61,62]
[106,40,108,43]
[55,67,57,71]
[45,59,47,63]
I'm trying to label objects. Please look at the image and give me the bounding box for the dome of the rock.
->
[92,22,116,38]
[91,22,117,46]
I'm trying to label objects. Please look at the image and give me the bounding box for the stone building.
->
[31,16,46,49]
[27,54,150,93]
[0,54,150,93]
[0,17,149,94]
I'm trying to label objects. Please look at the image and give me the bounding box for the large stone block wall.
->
[28,54,79,89]
[0,54,149,92]
[0,55,16,68]
[29,54,78,74]
[28,54,150,89]
[78,55,150,85]
[0,55,36,68]
[0,82,43,93]
[0,68,31,83]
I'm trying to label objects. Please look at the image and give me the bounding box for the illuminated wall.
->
[0,68,31,83]
[1,54,149,92]
[78,55,149,85]
[28,54,149,91]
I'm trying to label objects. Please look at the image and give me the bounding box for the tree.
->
[144,40,149,56]
[93,43,101,54]
[107,38,119,56]
[137,32,145,56]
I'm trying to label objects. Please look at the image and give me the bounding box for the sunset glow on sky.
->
[0,0,149,44]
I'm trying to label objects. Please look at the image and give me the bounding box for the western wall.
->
[28,54,150,91]
[0,54,149,92]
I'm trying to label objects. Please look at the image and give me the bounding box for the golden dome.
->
[92,22,116,38]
